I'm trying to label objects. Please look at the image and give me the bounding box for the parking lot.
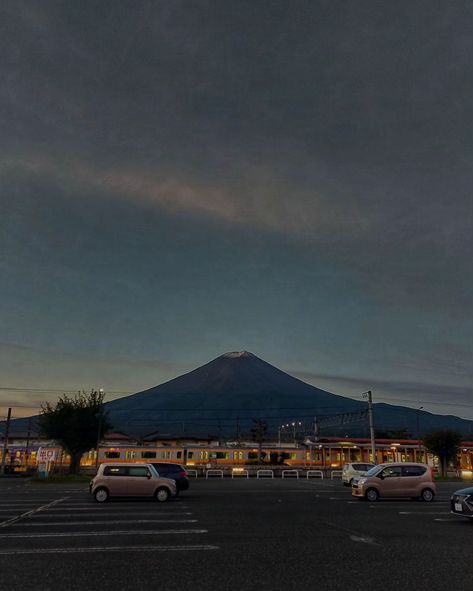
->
[0,477,470,591]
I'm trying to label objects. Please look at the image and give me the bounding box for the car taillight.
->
[179,471,187,478]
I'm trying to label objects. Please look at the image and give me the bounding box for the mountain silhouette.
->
[4,351,473,439]
[103,351,473,439]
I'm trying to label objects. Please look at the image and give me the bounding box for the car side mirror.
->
[147,473,152,479]
[377,473,384,480]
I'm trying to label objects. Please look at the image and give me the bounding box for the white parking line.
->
[0,544,219,555]
[0,498,69,529]
[40,506,189,511]
[399,511,449,515]
[0,529,208,538]
[29,511,193,518]
[350,535,378,545]
[13,519,198,526]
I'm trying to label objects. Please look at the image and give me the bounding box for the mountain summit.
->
[104,352,473,438]
[6,352,473,438]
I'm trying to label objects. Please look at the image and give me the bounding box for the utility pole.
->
[25,417,32,469]
[363,391,376,464]
[417,406,424,461]
[94,389,105,472]
[1,408,12,475]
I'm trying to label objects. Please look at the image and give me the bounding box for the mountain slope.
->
[104,351,473,438]
[5,351,473,439]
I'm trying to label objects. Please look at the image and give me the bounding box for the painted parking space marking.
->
[0,498,69,529]
[0,528,208,538]
[28,511,193,518]
[13,519,198,526]
[399,511,449,515]
[350,535,378,545]
[0,544,219,555]
[39,506,190,511]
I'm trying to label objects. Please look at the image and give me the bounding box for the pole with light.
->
[362,391,376,464]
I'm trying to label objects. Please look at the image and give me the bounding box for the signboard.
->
[37,448,57,464]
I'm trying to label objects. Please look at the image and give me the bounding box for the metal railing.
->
[206,469,224,478]
[306,470,324,479]
[256,469,274,478]
[282,469,299,479]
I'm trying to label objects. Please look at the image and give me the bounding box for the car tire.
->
[420,488,435,502]
[94,487,109,503]
[365,488,379,502]
[155,487,171,502]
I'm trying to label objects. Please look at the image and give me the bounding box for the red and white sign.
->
[37,448,57,463]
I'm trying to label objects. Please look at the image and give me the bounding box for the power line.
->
[0,386,470,410]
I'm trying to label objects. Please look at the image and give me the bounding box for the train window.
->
[103,466,127,476]
[188,452,194,459]
[104,451,120,459]
[141,451,156,459]
[176,451,182,459]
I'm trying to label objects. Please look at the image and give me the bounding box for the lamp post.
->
[417,406,424,462]
[362,391,376,464]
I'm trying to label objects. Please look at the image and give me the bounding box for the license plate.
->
[454,503,463,512]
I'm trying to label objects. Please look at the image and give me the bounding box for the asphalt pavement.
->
[0,476,470,591]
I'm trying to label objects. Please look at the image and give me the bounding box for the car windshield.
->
[365,465,383,477]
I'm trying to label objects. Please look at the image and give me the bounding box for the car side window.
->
[402,466,426,477]
[103,466,128,477]
[381,466,402,478]
[128,466,149,477]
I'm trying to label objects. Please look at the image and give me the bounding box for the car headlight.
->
[357,477,367,485]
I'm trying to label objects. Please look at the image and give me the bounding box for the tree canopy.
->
[423,430,462,477]
[40,390,112,474]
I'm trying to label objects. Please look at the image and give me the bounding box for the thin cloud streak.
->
[0,154,374,240]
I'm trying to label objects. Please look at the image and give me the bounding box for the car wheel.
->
[94,487,109,503]
[420,488,434,502]
[365,488,379,502]
[155,487,171,502]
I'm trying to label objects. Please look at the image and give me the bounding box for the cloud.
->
[294,369,473,420]
[0,153,375,240]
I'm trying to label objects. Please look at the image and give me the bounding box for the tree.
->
[250,418,267,463]
[423,430,462,478]
[40,390,112,474]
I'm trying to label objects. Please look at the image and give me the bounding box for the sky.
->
[1,1,472,422]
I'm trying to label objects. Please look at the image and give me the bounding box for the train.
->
[3,437,473,475]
